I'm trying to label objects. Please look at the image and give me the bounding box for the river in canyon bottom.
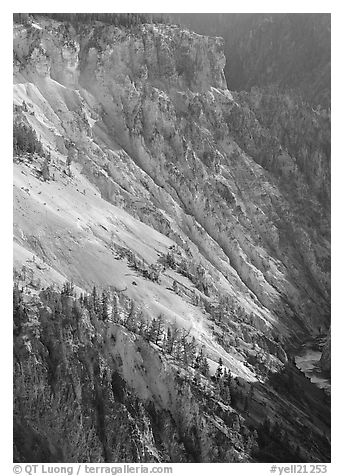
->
[294,341,330,394]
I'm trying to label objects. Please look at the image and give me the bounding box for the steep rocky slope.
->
[13,16,330,463]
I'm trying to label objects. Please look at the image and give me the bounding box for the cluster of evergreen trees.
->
[14,280,241,412]
[14,281,211,377]
[159,248,211,296]
[127,253,160,283]
[14,13,173,28]
[83,284,210,373]
[13,122,44,156]
[160,249,256,329]
[112,245,161,283]
[213,357,232,403]
[114,246,240,326]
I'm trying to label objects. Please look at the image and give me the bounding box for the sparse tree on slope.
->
[101,292,109,321]
[215,357,223,381]
[200,354,210,377]
[41,158,50,181]
[111,294,120,323]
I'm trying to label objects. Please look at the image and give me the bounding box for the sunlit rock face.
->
[13,16,330,463]
[13,18,330,338]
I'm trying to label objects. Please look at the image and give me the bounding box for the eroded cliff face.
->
[13,17,330,463]
[13,19,330,335]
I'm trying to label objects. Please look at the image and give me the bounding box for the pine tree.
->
[148,264,159,282]
[194,354,200,370]
[53,298,63,319]
[220,383,231,404]
[13,286,26,333]
[62,281,74,297]
[165,326,173,354]
[92,285,100,315]
[154,314,164,346]
[72,299,82,321]
[161,332,167,352]
[66,146,75,166]
[191,292,201,307]
[172,280,179,294]
[224,367,232,388]
[194,348,202,370]
[165,251,176,269]
[41,158,50,181]
[166,322,180,355]
[13,283,22,310]
[200,355,210,376]
[148,318,157,342]
[126,300,137,331]
[136,309,148,336]
[82,292,91,310]
[215,358,223,380]
[101,292,109,321]
[78,292,84,305]
[180,328,191,365]
[111,294,119,322]
[187,336,197,366]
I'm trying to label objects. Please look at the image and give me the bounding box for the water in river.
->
[294,344,331,394]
